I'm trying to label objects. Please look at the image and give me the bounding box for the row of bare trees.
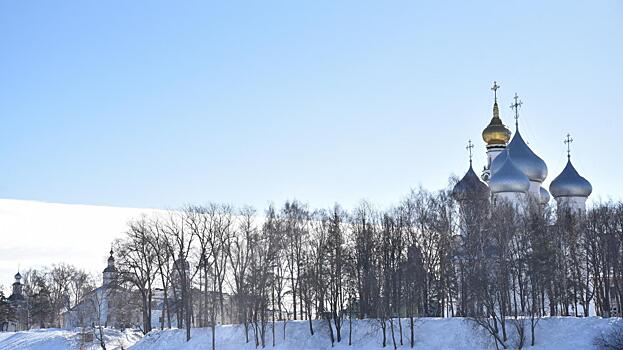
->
[107,187,623,348]
[4,187,622,348]
[0,264,94,330]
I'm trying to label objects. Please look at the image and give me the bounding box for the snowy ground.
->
[0,318,619,349]
[0,328,142,350]
[130,317,621,350]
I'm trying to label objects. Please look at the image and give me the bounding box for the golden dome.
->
[482,101,511,145]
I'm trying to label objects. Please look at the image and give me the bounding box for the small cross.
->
[564,134,573,159]
[466,139,474,165]
[491,81,500,101]
[510,93,523,128]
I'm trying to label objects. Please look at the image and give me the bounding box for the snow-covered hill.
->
[129,317,620,350]
[0,317,619,349]
[0,328,142,350]
[0,198,157,289]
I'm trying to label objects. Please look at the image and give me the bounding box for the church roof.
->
[506,130,548,182]
[452,164,490,201]
[7,293,25,302]
[549,159,592,198]
[489,150,530,194]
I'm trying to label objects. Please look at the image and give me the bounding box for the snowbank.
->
[0,328,142,350]
[0,318,619,349]
[129,317,621,350]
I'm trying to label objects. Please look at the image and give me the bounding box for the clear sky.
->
[0,1,621,211]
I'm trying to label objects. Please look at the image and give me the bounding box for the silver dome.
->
[452,164,490,201]
[549,159,592,198]
[505,130,548,182]
[539,186,550,205]
[489,150,530,193]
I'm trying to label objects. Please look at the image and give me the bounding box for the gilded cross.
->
[564,134,573,159]
[491,81,500,101]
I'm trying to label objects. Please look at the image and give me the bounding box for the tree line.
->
[2,187,622,349]
[111,187,623,349]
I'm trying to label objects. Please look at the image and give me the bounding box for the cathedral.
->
[452,82,592,213]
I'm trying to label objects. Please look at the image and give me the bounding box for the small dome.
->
[452,164,490,201]
[103,266,118,273]
[489,150,530,193]
[506,130,548,182]
[482,101,512,145]
[549,159,592,198]
[539,187,550,205]
[14,272,22,281]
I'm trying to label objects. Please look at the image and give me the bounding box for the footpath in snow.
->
[130,317,621,350]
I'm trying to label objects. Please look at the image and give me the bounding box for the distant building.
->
[2,272,28,331]
[61,249,140,329]
[60,251,236,330]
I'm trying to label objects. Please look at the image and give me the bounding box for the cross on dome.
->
[491,81,500,101]
[466,139,474,165]
[564,134,574,159]
[510,93,523,129]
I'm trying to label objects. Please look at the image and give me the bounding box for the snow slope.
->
[0,328,142,350]
[0,318,619,349]
[0,198,158,290]
[129,317,621,350]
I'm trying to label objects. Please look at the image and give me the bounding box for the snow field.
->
[0,328,142,350]
[129,317,621,350]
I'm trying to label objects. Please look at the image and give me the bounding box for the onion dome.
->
[482,100,512,146]
[103,248,117,273]
[539,187,550,205]
[489,150,530,193]
[14,272,22,281]
[505,130,548,182]
[452,164,490,201]
[549,159,592,198]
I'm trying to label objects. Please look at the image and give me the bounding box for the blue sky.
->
[0,1,621,210]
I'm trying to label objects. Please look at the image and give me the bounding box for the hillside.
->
[0,198,155,287]
[0,328,142,350]
[0,317,619,349]
[129,317,620,350]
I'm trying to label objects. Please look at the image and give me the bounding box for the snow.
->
[0,317,619,349]
[0,198,157,290]
[0,328,142,350]
[128,317,621,350]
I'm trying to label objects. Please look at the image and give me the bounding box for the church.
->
[61,248,139,329]
[1,272,28,331]
[452,82,592,214]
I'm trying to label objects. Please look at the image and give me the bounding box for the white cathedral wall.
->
[493,192,528,214]
[528,181,541,197]
[555,196,587,214]
[486,146,505,169]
